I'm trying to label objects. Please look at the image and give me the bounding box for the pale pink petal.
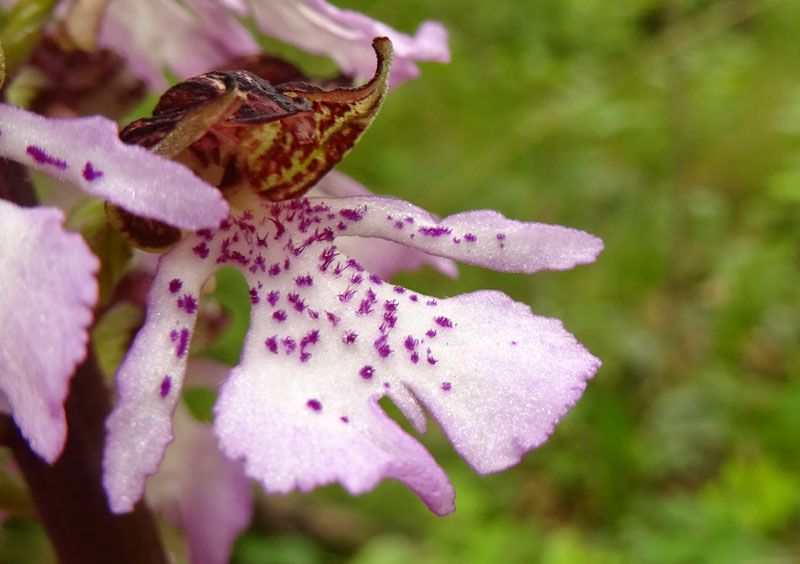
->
[0,200,99,462]
[99,0,258,90]
[0,103,228,229]
[148,397,252,564]
[311,172,457,279]
[106,197,599,514]
[247,0,450,88]
[320,196,604,272]
[103,241,217,513]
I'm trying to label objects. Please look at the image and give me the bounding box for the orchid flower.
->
[101,37,603,518]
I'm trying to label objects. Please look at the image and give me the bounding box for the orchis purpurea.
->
[100,37,603,517]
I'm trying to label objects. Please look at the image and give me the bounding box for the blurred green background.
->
[3,0,800,562]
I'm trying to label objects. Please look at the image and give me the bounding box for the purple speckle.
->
[426,329,437,338]
[410,352,420,364]
[265,336,278,353]
[339,208,363,221]
[374,335,392,358]
[384,300,398,312]
[82,161,103,181]
[26,146,67,169]
[418,226,451,237]
[282,337,297,354]
[268,263,281,276]
[464,233,477,243]
[369,274,383,285]
[351,273,363,285]
[160,376,171,398]
[359,365,374,379]
[409,295,419,302]
[192,242,209,259]
[357,299,374,315]
[326,312,340,326]
[405,216,414,224]
[169,279,182,293]
[339,287,355,303]
[267,290,280,306]
[496,233,506,240]
[249,288,260,304]
[394,221,405,229]
[170,329,178,342]
[176,328,190,358]
[383,382,391,389]
[434,316,454,328]
[295,274,313,287]
[300,330,320,349]
[337,221,347,231]
[343,332,358,344]
[511,340,518,346]
[306,399,322,412]
[427,355,437,365]
[272,310,287,322]
[426,299,438,307]
[197,228,214,241]
[442,382,452,391]
[393,286,406,294]
[404,335,418,351]
[340,416,349,423]
[177,295,198,314]
[453,237,461,244]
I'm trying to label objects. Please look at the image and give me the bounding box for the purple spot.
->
[295,274,313,287]
[410,352,420,364]
[265,336,278,353]
[434,316,454,328]
[511,340,518,346]
[426,299,438,307]
[197,228,214,241]
[374,335,392,358]
[169,279,182,293]
[337,221,347,231]
[272,310,287,322]
[300,330,320,349]
[282,337,297,354]
[340,416,349,423]
[427,355,437,365]
[326,312,341,326]
[464,233,477,243]
[394,221,405,229]
[284,258,291,270]
[384,300,398,312]
[249,288,260,304]
[306,399,322,412]
[496,233,506,240]
[343,332,357,344]
[339,208,363,221]
[418,226,451,237]
[268,263,281,276]
[383,382,391,389]
[176,328,190,358]
[160,376,171,398]
[82,161,103,181]
[177,295,198,314]
[409,295,419,302]
[359,366,374,379]
[442,382,452,391]
[426,329,437,338]
[357,299,374,315]
[26,146,67,169]
[170,330,178,342]
[267,290,280,306]
[405,216,415,224]
[339,287,355,303]
[369,274,383,285]
[393,286,406,294]
[404,336,418,351]
[192,242,209,259]
[347,259,364,272]
[453,237,461,244]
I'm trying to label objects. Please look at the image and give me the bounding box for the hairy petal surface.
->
[311,172,457,279]
[320,196,604,272]
[0,201,99,462]
[247,0,450,87]
[0,104,228,229]
[104,196,600,514]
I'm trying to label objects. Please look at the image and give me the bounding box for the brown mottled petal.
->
[227,36,394,202]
